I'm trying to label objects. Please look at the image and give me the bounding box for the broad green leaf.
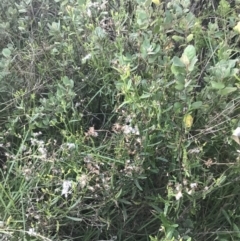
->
[148,56,158,63]
[174,102,183,111]
[211,81,225,89]
[2,48,11,57]
[183,45,196,61]
[78,0,86,5]
[63,76,74,88]
[57,88,64,97]
[172,56,185,67]
[153,44,161,54]
[175,82,184,90]
[164,10,173,24]
[171,65,185,76]
[181,54,190,66]
[94,26,107,38]
[185,12,196,28]
[136,9,149,28]
[166,227,175,239]
[219,87,237,95]
[136,0,146,3]
[172,35,185,42]
[188,56,198,72]
[186,33,194,42]
[191,101,202,109]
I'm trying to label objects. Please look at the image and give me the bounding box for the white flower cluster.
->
[61,180,72,198]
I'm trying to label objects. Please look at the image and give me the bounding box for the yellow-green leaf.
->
[233,21,240,34]
[152,0,160,5]
[183,114,193,128]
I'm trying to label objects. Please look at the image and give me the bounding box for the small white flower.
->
[133,125,139,135]
[175,183,182,191]
[82,54,92,63]
[122,125,133,134]
[61,180,72,198]
[38,147,47,159]
[78,174,88,189]
[183,179,188,186]
[187,189,193,195]
[32,132,42,137]
[175,191,183,200]
[233,127,240,137]
[75,102,80,108]
[122,125,139,135]
[87,8,91,17]
[66,143,75,149]
[232,127,240,145]
[28,228,37,236]
[125,115,132,124]
[188,148,201,154]
[86,126,98,137]
[190,183,198,189]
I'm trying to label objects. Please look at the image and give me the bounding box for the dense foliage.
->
[0,0,240,240]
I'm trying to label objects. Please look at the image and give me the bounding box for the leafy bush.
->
[0,0,240,240]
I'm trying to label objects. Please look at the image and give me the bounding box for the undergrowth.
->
[0,0,240,240]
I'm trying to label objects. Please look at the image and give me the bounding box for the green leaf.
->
[136,9,149,28]
[66,216,83,221]
[183,45,196,61]
[156,157,169,162]
[186,34,194,42]
[127,78,132,90]
[221,209,231,226]
[2,48,11,58]
[136,0,146,3]
[219,87,237,95]
[211,81,225,89]
[172,35,184,43]
[62,76,74,88]
[78,0,86,5]
[174,102,183,111]
[216,174,226,186]
[57,86,64,97]
[233,223,240,238]
[172,56,185,67]
[115,189,122,199]
[188,56,198,72]
[118,198,132,205]
[233,21,240,33]
[134,179,143,191]
[140,93,151,99]
[175,82,185,90]
[191,101,202,109]
[171,65,185,76]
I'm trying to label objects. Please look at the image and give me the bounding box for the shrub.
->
[0,0,240,240]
